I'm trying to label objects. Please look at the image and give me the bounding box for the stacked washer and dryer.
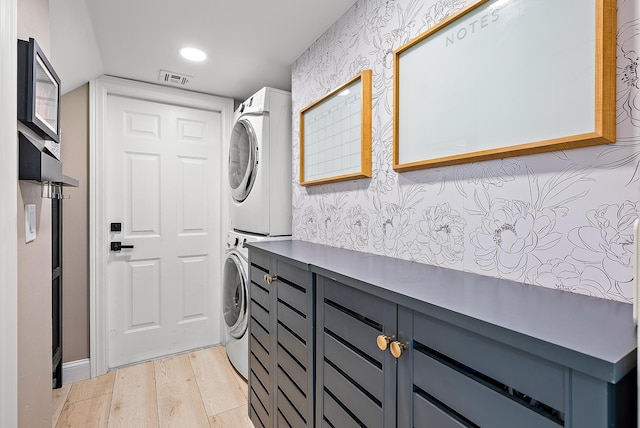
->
[223,87,292,379]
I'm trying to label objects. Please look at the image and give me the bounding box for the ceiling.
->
[50,0,357,101]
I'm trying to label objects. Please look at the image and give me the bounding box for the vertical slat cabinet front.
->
[248,251,274,428]
[273,261,314,428]
[316,276,397,428]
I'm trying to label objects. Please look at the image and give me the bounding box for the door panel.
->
[125,111,160,138]
[177,118,207,142]
[126,259,160,331]
[178,255,208,322]
[106,94,221,368]
[316,276,397,428]
[178,157,207,233]
[127,153,160,234]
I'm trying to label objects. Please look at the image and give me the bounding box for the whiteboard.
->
[393,0,616,171]
[300,70,372,185]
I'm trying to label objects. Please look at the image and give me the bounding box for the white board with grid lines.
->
[302,78,363,182]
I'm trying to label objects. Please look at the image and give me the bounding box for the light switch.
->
[25,204,36,243]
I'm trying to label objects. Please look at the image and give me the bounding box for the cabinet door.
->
[248,251,274,428]
[398,307,566,428]
[316,276,397,428]
[248,251,314,428]
[272,260,314,428]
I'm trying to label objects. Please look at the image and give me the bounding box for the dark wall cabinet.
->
[248,241,636,428]
[248,250,314,428]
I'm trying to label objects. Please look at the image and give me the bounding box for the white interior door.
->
[104,93,221,368]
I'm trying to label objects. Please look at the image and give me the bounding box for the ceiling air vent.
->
[158,70,192,86]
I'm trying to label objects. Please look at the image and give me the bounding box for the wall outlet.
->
[25,204,36,243]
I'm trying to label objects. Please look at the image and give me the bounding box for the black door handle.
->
[110,241,134,252]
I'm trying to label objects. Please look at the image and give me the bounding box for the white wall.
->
[291,0,640,303]
[50,0,104,94]
[0,0,18,426]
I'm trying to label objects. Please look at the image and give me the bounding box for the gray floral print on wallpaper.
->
[291,0,640,303]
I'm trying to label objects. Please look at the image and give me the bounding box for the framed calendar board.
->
[300,70,372,186]
[393,0,616,172]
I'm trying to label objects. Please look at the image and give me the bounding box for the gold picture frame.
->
[300,70,372,186]
[393,0,616,172]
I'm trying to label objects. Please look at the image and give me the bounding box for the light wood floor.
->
[52,346,253,428]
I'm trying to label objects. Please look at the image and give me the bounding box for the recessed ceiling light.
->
[179,47,206,62]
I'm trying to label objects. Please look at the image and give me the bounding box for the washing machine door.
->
[229,118,258,203]
[223,252,248,338]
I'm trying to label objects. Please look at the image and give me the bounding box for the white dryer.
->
[222,230,290,378]
[228,87,292,236]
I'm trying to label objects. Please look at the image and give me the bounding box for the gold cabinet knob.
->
[376,335,392,351]
[263,273,277,285]
[390,341,406,358]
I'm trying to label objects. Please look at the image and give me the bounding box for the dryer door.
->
[229,118,258,202]
[222,252,248,338]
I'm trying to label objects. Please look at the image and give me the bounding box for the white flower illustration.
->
[415,203,465,265]
[318,203,344,245]
[463,159,520,190]
[367,0,396,34]
[398,239,429,263]
[371,156,396,194]
[372,202,412,254]
[371,27,412,111]
[568,201,639,285]
[470,198,560,278]
[595,137,640,185]
[421,0,468,33]
[344,205,370,250]
[527,258,610,298]
[616,9,639,128]
[296,206,318,241]
[347,55,371,78]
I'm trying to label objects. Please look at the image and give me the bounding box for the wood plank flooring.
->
[53,346,252,428]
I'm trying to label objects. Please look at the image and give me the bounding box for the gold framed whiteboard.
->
[300,70,372,186]
[393,0,616,172]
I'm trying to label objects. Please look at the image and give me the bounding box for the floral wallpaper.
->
[291,0,640,303]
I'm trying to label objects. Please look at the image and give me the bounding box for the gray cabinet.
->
[319,277,636,428]
[247,240,636,428]
[315,276,397,428]
[317,275,553,428]
[248,250,314,428]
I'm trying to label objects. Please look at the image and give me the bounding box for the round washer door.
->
[228,118,258,203]
[222,252,248,338]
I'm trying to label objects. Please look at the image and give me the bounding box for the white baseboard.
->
[62,359,91,385]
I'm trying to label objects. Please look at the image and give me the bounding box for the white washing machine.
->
[228,87,292,236]
[222,230,290,378]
